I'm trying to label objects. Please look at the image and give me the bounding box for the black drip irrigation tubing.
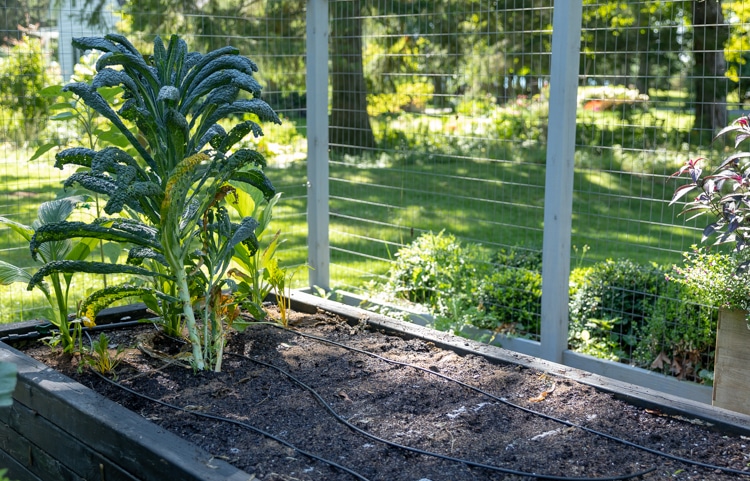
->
[91,370,373,481]
[86,333,654,481]
[279,324,750,479]
[225,351,656,481]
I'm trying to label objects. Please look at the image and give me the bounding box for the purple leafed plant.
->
[669,116,750,272]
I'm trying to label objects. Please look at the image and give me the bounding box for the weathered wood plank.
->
[0,342,254,481]
[0,420,82,481]
[8,400,138,481]
[0,447,42,481]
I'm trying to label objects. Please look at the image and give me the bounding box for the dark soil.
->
[20,308,750,481]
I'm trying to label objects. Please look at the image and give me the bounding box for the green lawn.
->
[0,101,712,322]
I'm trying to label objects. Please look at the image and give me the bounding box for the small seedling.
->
[83,333,124,377]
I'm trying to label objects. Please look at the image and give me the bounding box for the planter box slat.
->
[8,401,139,481]
[713,309,750,415]
[0,419,81,481]
[0,342,254,481]
[0,448,43,481]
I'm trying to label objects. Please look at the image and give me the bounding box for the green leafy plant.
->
[265,258,306,328]
[634,278,717,384]
[226,186,283,321]
[0,196,97,352]
[568,258,667,361]
[26,34,280,371]
[669,116,750,266]
[668,115,750,325]
[382,231,490,315]
[476,262,542,337]
[0,33,53,142]
[83,333,125,376]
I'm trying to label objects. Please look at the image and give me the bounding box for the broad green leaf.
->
[40,85,64,96]
[50,112,75,121]
[0,260,33,285]
[0,362,17,408]
[30,143,57,161]
[102,242,124,264]
[38,196,86,225]
[0,216,33,242]
[49,102,75,110]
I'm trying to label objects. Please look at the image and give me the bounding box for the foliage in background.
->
[568,259,668,361]
[379,231,491,317]
[474,249,543,336]
[371,234,720,383]
[0,34,53,143]
[668,246,750,314]
[634,281,717,385]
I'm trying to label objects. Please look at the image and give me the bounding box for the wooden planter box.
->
[713,308,750,415]
[2,293,750,481]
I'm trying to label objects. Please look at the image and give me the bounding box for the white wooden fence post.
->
[540,0,583,363]
[306,0,330,290]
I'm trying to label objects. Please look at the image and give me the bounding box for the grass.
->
[0,89,723,322]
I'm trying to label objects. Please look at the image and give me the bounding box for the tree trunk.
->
[691,0,728,138]
[330,0,376,155]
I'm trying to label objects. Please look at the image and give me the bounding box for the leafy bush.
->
[0,35,53,143]
[634,282,717,384]
[568,258,668,361]
[383,231,490,315]
[470,247,542,336]
[475,264,542,336]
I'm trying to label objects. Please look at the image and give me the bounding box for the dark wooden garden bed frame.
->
[1,292,749,481]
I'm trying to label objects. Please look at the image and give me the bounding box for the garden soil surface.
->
[21,308,750,481]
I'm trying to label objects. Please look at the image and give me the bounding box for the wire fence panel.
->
[568,0,747,382]
[328,0,552,341]
[0,1,308,323]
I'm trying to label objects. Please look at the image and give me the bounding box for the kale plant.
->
[28,34,280,371]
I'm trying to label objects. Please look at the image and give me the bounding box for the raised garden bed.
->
[2,292,750,481]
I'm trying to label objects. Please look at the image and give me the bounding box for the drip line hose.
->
[91,370,373,481]
[226,351,656,481]
[85,333,653,481]
[280,325,750,478]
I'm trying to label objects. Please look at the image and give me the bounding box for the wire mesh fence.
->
[0,0,748,391]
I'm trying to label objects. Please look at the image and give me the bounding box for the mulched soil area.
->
[20,308,750,481]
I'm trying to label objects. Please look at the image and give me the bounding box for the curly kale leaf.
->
[28,260,167,291]
[127,247,168,266]
[217,120,264,153]
[30,221,160,261]
[231,169,276,201]
[55,147,96,169]
[63,82,156,170]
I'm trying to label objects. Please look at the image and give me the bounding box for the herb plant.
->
[83,333,125,376]
[27,34,280,371]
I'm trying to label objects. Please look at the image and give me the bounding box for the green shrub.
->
[568,258,668,361]
[384,231,490,315]
[0,35,53,143]
[634,282,716,384]
[475,265,542,336]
